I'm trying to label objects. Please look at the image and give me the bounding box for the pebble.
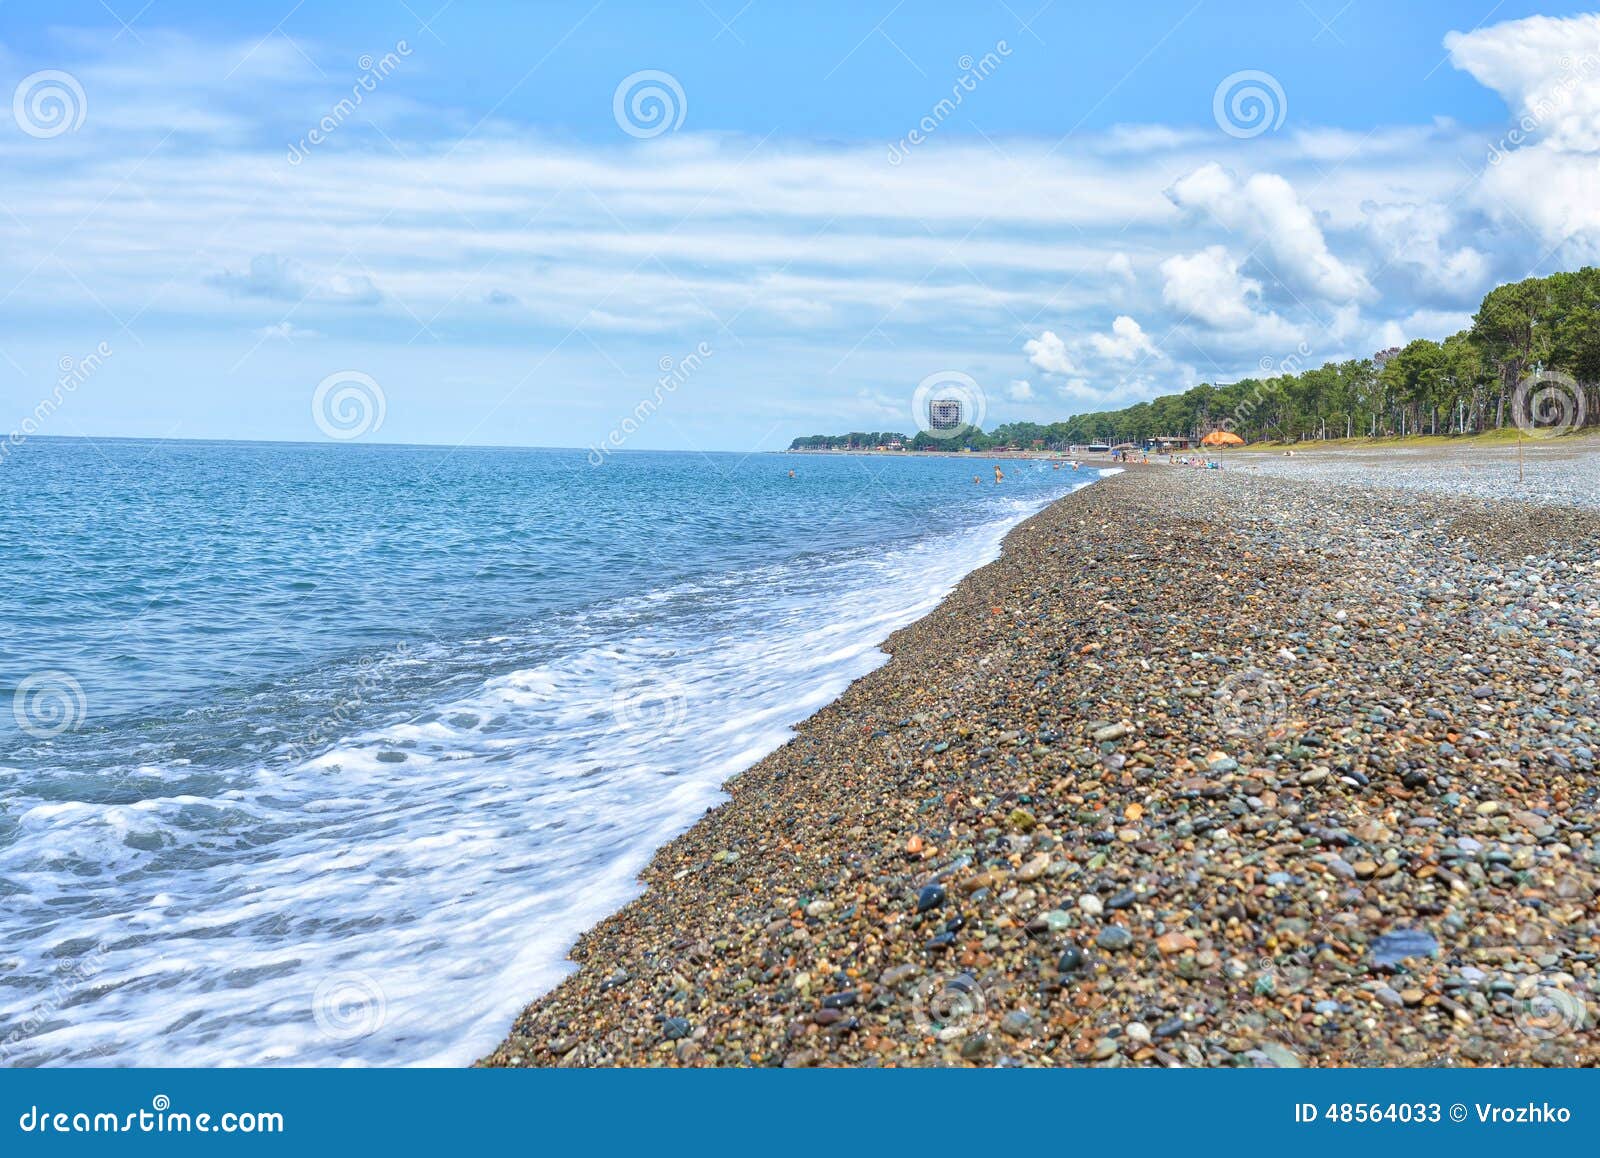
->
[1370,929,1440,968]
[960,1032,993,1060]
[1096,926,1134,951]
[482,463,1600,1071]
[999,1011,1033,1037]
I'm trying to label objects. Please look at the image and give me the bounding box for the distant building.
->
[928,398,964,431]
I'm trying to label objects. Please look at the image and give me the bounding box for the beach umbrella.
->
[1200,430,1244,447]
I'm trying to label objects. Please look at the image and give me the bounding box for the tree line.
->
[789,267,1600,450]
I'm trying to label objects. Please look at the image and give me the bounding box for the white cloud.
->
[1362,201,1489,300]
[1167,163,1370,302]
[1376,320,1407,349]
[1447,14,1600,154]
[1106,252,1135,283]
[1379,309,1476,348]
[1088,315,1158,361]
[1159,246,1261,328]
[1024,331,1076,375]
[1448,13,1600,258]
[256,322,320,340]
[209,254,381,306]
[1007,379,1034,401]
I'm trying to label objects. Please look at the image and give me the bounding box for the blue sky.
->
[2,1,1599,451]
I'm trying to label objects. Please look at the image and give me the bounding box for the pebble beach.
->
[482,453,1600,1068]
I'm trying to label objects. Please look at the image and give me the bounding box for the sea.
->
[0,438,1105,1067]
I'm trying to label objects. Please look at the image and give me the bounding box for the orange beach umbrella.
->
[1200,430,1244,447]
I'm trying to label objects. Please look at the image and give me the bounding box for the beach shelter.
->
[1200,430,1244,447]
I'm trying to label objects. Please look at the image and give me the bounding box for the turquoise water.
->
[0,438,1102,1066]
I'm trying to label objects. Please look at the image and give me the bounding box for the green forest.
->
[789,267,1600,452]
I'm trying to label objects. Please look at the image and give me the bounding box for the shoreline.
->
[482,464,1599,1068]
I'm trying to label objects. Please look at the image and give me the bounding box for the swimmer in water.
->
[993,465,1004,484]
[787,469,795,478]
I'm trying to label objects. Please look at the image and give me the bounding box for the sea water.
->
[0,439,1102,1066]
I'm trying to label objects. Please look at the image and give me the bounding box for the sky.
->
[2,0,1600,452]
